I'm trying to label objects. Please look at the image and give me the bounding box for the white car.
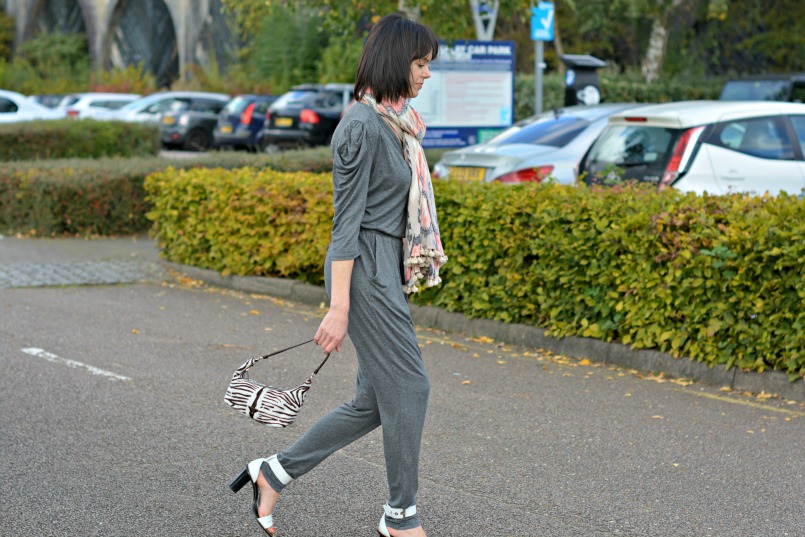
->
[579,100,805,196]
[94,91,230,124]
[0,89,65,123]
[58,92,142,119]
[432,104,642,185]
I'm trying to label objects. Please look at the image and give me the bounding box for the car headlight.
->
[179,114,189,126]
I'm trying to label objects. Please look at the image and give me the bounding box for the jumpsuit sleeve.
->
[329,118,375,261]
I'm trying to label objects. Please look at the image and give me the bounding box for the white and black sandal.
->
[377,503,417,536]
[230,455,293,535]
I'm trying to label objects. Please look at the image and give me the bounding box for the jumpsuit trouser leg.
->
[263,233,430,531]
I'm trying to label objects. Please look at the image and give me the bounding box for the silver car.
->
[94,91,230,124]
[433,103,641,185]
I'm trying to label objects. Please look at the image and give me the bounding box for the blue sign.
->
[411,40,515,149]
[531,2,555,42]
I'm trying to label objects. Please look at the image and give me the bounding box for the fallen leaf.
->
[671,378,694,386]
[461,380,471,385]
[651,415,664,419]
[624,393,632,397]
[756,391,773,400]
[250,309,260,315]
[497,360,507,365]
[472,353,480,358]
[579,359,591,366]
[131,328,140,334]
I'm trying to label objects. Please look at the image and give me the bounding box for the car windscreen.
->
[720,80,791,101]
[581,124,679,184]
[486,116,589,147]
[222,96,252,114]
[271,91,318,109]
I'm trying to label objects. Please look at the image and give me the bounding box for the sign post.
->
[530,2,555,115]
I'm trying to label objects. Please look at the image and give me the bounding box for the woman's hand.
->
[315,305,348,353]
[316,259,354,353]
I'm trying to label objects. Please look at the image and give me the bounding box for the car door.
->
[702,115,805,196]
[788,115,805,194]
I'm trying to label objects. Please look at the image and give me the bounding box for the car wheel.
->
[260,140,281,154]
[185,129,212,152]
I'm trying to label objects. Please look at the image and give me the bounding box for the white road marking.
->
[21,348,131,382]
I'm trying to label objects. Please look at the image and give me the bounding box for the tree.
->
[0,7,14,60]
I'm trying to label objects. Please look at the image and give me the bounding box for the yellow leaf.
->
[250,309,260,315]
[131,328,140,334]
[461,380,471,385]
[624,393,632,397]
[579,359,591,366]
[497,360,507,365]
[651,415,664,419]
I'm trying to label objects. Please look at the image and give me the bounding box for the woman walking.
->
[230,12,447,537]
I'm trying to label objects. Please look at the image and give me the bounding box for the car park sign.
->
[531,2,555,42]
[411,40,515,148]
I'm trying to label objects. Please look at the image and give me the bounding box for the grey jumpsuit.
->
[263,103,430,531]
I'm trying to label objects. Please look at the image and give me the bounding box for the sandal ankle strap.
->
[267,454,293,486]
[383,503,417,519]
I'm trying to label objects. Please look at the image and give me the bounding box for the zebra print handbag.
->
[225,339,331,428]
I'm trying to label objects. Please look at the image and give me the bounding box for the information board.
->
[411,40,515,148]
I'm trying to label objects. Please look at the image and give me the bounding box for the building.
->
[2,0,236,87]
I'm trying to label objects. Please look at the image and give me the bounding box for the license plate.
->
[275,117,293,127]
[161,116,175,125]
[220,125,232,133]
[449,166,486,182]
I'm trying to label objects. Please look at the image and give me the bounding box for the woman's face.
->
[408,52,433,98]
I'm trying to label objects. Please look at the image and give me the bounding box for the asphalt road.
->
[1,244,804,536]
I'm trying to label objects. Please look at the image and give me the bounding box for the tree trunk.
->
[641,0,685,83]
[398,1,421,21]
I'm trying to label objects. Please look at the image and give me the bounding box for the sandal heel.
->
[229,465,250,493]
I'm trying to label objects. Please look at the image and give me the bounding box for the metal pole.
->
[535,41,544,114]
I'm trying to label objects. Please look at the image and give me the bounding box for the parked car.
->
[579,100,805,196]
[30,94,66,109]
[58,92,142,119]
[94,91,230,124]
[432,104,643,185]
[213,94,277,151]
[256,83,354,152]
[719,73,805,103]
[161,98,230,151]
[0,89,65,123]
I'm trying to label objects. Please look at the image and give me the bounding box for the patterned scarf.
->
[362,93,447,294]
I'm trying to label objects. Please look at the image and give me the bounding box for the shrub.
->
[0,120,160,161]
[0,147,336,236]
[144,167,805,379]
[145,167,333,283]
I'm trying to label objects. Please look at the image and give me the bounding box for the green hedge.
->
[145,167,805,380]
[0,148,335,236]
[0,119,161,161]
[145,167,333,283]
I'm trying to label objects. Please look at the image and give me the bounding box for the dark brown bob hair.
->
[354,13,439,102]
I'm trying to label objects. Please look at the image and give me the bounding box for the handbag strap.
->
[235,339,331,378]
